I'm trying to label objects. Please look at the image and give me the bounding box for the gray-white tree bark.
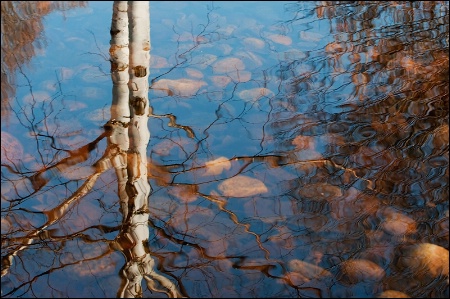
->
[109,2,182,297]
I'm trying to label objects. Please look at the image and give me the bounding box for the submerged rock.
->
[337,259,385,285]
[151,78,207,97]
[218,175,268,197]
[379,207,417,237]
[238,87,274,102]
[288,259,332,280]
[396,243,449,281]
[376,290,410,298]
[212,57,245,74]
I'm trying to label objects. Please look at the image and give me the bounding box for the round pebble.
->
[396,243,449,281]
[338,259,385,285]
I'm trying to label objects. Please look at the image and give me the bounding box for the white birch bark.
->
[110,0,130,126]
[119,2,159,298]
[125,0,151,261]
[109,3,182,297]
[109,0,131,220]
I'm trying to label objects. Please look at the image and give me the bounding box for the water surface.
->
[1,1,449,298]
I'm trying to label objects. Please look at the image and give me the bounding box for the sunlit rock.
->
[243,37,265,49]
[337,259,385,285]
[266,33,292,46]
[288,259,332,280]
[396,243,449,282]
[218,175,268,197]
[151,78,207,97]
[212,57,245,74]
[376,290,410,298]
[202,156,231,176]
[1,131,24,164]
[238,87,274,102]
[378,207,417,237]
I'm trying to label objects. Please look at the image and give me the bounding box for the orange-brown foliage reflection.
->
[1,1,87,121]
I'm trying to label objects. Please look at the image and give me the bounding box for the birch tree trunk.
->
[118,2,152,296]
[3,2,181,296]
[124,0,151,261]
[108,0,130,221]
[111,2,182,297]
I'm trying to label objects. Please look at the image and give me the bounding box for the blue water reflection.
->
[1,1,448,298]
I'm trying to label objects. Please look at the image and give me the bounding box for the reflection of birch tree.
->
[2,1,182,297]
[108,1,181,297]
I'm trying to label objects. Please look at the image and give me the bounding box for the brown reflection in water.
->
[1,1,87,122]
[272,1,449,297]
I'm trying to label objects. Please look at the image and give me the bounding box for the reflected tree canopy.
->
[1,1,88,121]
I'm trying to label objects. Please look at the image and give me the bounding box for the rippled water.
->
[1,1,449,298]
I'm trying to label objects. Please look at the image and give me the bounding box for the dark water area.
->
[1,1,449,298]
